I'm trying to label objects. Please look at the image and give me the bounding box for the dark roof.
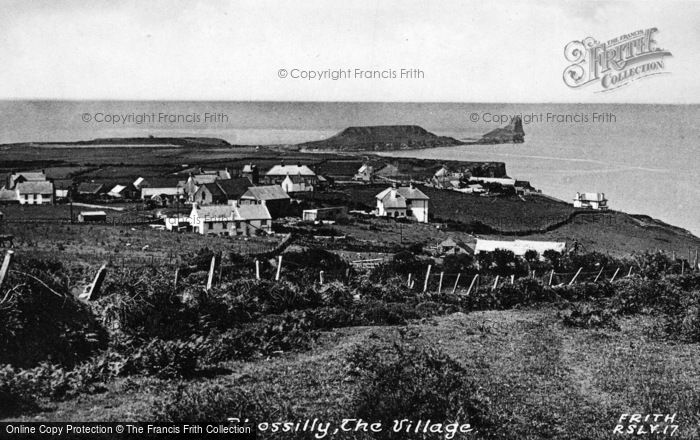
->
[77,182,105,193]
[215,178,253,199]
[198,182,225,198]
[141,177,182,188]
[53,179,73,189]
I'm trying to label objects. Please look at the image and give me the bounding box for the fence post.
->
[610,267,620,282]
[466,274,478,296]
[452,273,461,294]
[81,263,107,301]
[492,275,499,291]
[438,272,444,294]
[407,273,412,288]
[423,265,432,293]
[275,255,282,281]
[510,274,514,284]
[593,267,604,283]
[681,260,684,275]
[548,269,554,286]
[627,266,633,277]
[0,250,14,290]
[569,267,582,285]
[255,259,260,280]
[173,268,179,289]
[206,255,216,291]
[319,270,325,285]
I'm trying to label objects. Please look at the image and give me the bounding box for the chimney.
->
[297,161,302,167]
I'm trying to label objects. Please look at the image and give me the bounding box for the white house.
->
[474,239,566,259]
[16,181,54,205]
[573,192,608,210]
[265,163,317,186]
[189,204,272,236]
[375,184,429,223]
[281,174,313,193]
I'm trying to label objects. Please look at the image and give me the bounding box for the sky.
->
[0,0,698,103]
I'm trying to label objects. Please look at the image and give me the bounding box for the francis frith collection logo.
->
[563,27,672,92]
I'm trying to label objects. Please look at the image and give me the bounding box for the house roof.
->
[192,174,219,184]
[140,177,182,188]
[13,172,46,181]
[197,182,225,198]
[434,166,449,177]
[16,181,53,194]
[53,179,73,190]
[241,185,290,201]
[438,237,473,254]
[234,204,272,220]
[242,164,256,173]
[475,239,566,256]
[577,192,606,201]
[0,189,17,201]
[375,186,429,201]
[79,211,106,216]
[108,184,127,194]
[266,164,315,176]
[215,178,253,199]
[284,175,305,184]
[192,205,234,220]
[357,164,370,173]
[77,182,104,194]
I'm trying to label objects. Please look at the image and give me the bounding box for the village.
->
[0,158,618,272]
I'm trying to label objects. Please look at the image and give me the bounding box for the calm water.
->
[0,101,698,235]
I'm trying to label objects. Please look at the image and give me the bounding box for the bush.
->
[125,337,203,379]
[346,341,489,439]
[560,302,620,330]
[0,262,107,368]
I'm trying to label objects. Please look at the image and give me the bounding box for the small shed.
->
[78,211,107,223]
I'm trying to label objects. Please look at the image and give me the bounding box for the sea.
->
[0,101,698,236]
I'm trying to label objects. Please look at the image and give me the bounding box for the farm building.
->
[375,184,429,223]
[107,184,139,199]
[474,239,566,259]
[302,206,348,222]
[16,181,54,205]
[437,237,473,256]
[189,204,272,236]
[573,192,608,210]
[53,180,73,199]
[77,182,105,196]
[353,164,374,182]
[141,186,184,200]
[239,185,290,218]
[78,211,107,222]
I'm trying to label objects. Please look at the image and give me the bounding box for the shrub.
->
[346,341,490,439]
[124,337,203,379]
[0,263,107,368]
[559,302,620,330]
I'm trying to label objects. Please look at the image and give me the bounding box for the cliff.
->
[478,116,525,144]
[299,125,462,151]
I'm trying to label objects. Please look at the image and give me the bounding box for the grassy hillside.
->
[16,308,699,439]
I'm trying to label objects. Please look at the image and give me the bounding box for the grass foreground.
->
[15,307,699,439]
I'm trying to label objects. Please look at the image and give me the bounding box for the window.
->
[207,222,213,230]
[261,219,268,226]
[222,222,228,229]
[235,221,241,229]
